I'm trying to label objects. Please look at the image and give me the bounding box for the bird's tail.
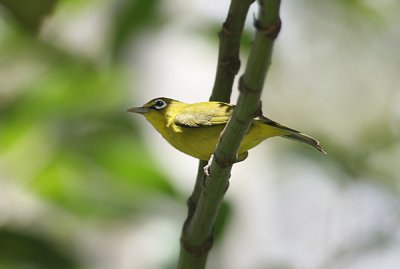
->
[258,116,327,154]
[281,133,326,154]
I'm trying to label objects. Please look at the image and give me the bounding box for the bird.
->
[127,97,326,161]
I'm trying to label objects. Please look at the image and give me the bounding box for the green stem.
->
[185,0,254,232]
[210,0,255,103]
[184,0,255,219]
[178,1,253,267]
[177,1,281,268]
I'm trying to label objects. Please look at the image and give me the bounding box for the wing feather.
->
[174,102,233,128]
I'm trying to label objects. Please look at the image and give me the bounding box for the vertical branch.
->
[210,0,255,103]
[181,0,254,260]
[177,1,282,269]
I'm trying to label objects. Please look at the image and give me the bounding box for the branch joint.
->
[181,234,214,258]
[214,153,236,168]
[220,57,241,75]
[252,101,263,118]
[239,76,260,94]
[254,17,281,39]
[218,22,232,39]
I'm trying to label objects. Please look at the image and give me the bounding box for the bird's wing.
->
[174,102,234,128]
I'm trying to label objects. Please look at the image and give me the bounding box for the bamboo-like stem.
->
[187,0,254,215]
[178,2,254,266]
[210,0,256,103]
[177,1,281,268]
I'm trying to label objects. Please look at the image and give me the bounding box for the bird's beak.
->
[127,106,151,114]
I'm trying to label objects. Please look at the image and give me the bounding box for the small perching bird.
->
[128,97,326,161]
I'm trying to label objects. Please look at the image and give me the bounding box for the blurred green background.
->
[0,1,399,269]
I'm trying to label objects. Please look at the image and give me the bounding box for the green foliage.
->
[0,48,177,217]
[111,0,165,60]
[0,0,180,221]
[0,1,184,267]
[0,0,59,32]
[0,229,79,269]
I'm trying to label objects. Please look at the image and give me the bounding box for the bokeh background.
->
[1,0,400,269]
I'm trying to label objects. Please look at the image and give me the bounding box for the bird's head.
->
[127,97,183,126]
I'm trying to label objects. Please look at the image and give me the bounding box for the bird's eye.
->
[153,99,167,110]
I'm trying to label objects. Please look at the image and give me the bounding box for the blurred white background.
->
[1,0,400,269]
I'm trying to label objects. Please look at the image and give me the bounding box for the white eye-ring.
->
[153,99,167,110]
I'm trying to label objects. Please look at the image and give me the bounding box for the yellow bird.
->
[128,97,326,161]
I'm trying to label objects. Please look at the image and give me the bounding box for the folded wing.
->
[174,102,234,128]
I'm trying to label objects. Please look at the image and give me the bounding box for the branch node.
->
[181,234,214,257]
[220,57,241,75]
[254,17,282,39]
[219,22,232,39]
[239,75,260,94]
[214,153,236,168]
[229,57,241,75]
[252,101,263,118]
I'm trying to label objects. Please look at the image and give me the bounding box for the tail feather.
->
[282,133,327,154]
[258,116,327,154]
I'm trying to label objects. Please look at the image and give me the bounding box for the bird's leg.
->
[203,151,248,177]
[203,154,214,177]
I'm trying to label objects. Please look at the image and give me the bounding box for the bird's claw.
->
[203,155,214,177]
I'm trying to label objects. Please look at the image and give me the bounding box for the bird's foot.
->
[203,155,214,177]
